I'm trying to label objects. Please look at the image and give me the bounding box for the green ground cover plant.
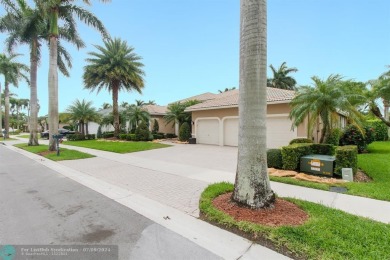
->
[200,182,390,260]
[63,139,170,154]
[14,143,94,161]
[270,141,390,201]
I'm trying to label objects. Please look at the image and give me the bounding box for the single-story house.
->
[185,87,346,148]
[87,105,175,135]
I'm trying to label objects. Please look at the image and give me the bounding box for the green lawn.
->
[270,141,390,201]
[63,139,171,153]
[200,183,390,260]
[14,143,95,161]
[15,134,30,139]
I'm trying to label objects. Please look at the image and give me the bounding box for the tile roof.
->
[172,92,217,104]
[143,105,168,115]
[185,87,295,111]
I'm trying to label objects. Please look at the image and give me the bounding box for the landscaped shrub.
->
[367,120,388,141]
[334,145,358,175]
[179,122,191,142]
[119,134,127,140]
[281,143,312,171]
[152,119,159,134]
[311,143,335,155]
[166,133,177,138]
[97,126,102,139]
[325,128,342,146]
[267,149,283,169]
[102,131,114,139]
[135,122,152,141]
[85,134,95,140]
[153,133,165,139]
[67,134,85,141]
[125,134,135,141]
[289,138,313,145]
[339,125,375,153]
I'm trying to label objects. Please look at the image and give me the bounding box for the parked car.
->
[40,129,75,139]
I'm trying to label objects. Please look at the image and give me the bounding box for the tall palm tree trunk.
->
[112,84,120,137]
[48,35,59,151]
[29,38,39,146]
[232,0,275,209]
[4,82,10,138]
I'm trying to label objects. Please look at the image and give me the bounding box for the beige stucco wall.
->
[151,115,175,134]
[190,103,308,139]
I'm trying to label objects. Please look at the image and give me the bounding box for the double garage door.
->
[196,116,297,148]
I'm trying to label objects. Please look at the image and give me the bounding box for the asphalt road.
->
[0,145,221,260]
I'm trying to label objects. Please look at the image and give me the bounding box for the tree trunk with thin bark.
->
[232,0,275,209]
[112,84,120,137]
[29,38,39,146]
[4,82,10,138]
[48,35,59,151]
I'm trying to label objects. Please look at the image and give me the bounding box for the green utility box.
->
[300,154,336,176]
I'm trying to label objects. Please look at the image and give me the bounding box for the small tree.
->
[152,119,159,134]
[135,121,151,141]
[97,125,102,139]
[179,122,191,141]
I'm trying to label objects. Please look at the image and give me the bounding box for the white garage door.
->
[196,119,220,145]
[224,118,238,146]
[266,116,297,148]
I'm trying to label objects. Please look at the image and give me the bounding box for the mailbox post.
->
[52,134,61,156]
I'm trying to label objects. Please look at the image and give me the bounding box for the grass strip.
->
[200,182,390,260]
[63,139,171,153]
[14,143,95,161]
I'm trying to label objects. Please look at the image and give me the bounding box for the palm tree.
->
[0,0,85,146]
[67,99,99,135]
[164,101,197,129]
[0,53,29,138]
[232,0,275,209]
[126,106,150,129]
[101,102,112,109]
[146,100,156,105]
[83,38,145,137]
[267,62,298,90]
[369,68,390,130]
[135,99,145,107]
[218,87,236,93]
[40,0,109,150]
[289,75,364,143]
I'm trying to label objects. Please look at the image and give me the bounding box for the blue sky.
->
[1,0,389,116]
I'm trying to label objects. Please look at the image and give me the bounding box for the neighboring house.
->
[185,87,309,148]
[87,105,175,135]
[144,105,175,134]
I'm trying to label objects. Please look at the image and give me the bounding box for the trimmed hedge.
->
[166,133,177,138]
[289,138,313,145]
[153,133,165,139]
[67,134,95,141]
[281,143,312,171]
[267,149,283,169]
[334,145,358,175]
[102,132,114,138]
[311,143,335,155]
